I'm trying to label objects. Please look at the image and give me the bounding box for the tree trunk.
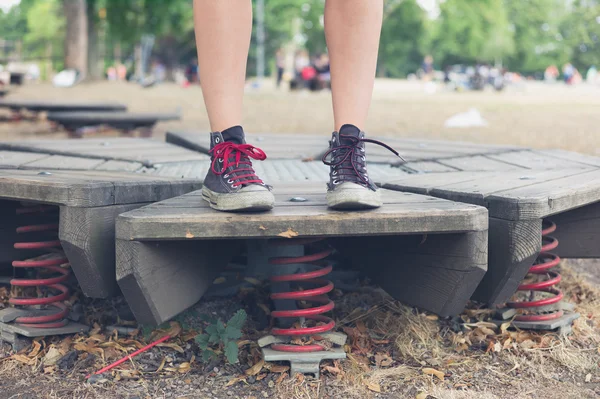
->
[63,0,88,77]
[87,1,102,80]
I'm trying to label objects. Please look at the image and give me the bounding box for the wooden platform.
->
[0,100,127,113]
[166,130,521,164]
[0,169,201,298]
[115,182,489,325]
[0,138,207,168]
[384,167,600,304]
[47,111,181,133]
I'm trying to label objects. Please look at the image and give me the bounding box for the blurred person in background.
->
[275,48,285,88]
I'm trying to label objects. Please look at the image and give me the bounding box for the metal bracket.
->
[493,302,580,334]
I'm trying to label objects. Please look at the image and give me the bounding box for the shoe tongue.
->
[221,125,246,144]
[338,124,361,145]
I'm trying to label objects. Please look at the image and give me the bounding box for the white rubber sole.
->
[202,185,275,212]
[327,183,382,210]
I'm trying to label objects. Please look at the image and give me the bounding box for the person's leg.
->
[324,0,382,131]
[193,0,252,132]
[193,0,274,212]
[322,0,400,210]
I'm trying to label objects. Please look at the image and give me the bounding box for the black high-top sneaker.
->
[322,124,402,210]
[202,125,275,212]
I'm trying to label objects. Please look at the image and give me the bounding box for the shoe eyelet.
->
[332,171,337,176]
[224,174,229,178]
[333,180,340,185]
[218,158,224,163]
[361,156,366,161]
[215,137,221,143]
[360,147,365,152]
[227,179,234,184]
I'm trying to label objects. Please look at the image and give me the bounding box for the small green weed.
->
[195,309,247,364]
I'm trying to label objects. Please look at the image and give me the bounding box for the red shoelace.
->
[210,142,267,187]
[322,134,403,186]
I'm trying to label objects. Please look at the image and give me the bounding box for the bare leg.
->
[324,0,383,131]
[193,0,252,132]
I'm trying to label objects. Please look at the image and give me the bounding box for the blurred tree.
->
[433,0,514,67]
[24,0,65,77]
[504,0,570,75]
[63,0,89,75]
[561,0,600,71]
[379,0,428,78]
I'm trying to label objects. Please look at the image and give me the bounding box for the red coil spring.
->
[507,220,563,322]
[10,205,70,328]
[268,238,336,353]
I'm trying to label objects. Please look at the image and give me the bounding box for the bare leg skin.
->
[193,0,252,132]
[324,0,383,131]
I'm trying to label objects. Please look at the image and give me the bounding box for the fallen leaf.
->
[157,357,167,372]
[164,321,182,338]
[225,375,246,387]
[43,346,63,366]
[256,373,268,381]
[157,343,185,353]
[277,228,299,239]
[43,366,56,374]
[425,314,439,321]
[416,392,428,399]
[366,381,381,393]
[185,231,194,239]
[90,323,102,335]
[422,367,445,381]
[213,277,226,284]
[585,373,592,383]
[500,321,511,334]
[371,339,390,345]
[275,372,287,385]
[237,340,253,348]
[258,304,271,315]
[12,354,35,365]
[375,352,393,368]
[258,225,267,231]
[270,365,290,373]
[355,320,367,333]
[245,359,265,376]
[178,362,191,373]
[28,341,42,358]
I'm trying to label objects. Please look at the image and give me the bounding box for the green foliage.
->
[195,309,247,364]
[379,0,428,78]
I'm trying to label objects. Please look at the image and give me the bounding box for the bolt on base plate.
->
[259,332,347,377]
[493,302,580,334]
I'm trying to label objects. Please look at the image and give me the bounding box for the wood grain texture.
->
[0,151,50,169]
[548,202,600,258]
[385,169,600,220]
[333,230,488,316]
[59,204,143,298]
[21,155,106,170]
[0,138,207,167]
[116,239,240,325]
[0,169,202,207]
[471,218,541,304]
[116,184,488,241]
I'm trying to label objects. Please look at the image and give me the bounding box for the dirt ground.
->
[0,80,599,399]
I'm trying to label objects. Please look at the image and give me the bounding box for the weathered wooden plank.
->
[0,169,202,207]
[400,161,459,173]
[59,204,144,298]
[95,160,144,172]
[166,131,328,160]
[0,151,50,169]
[487,150,591,170]
[438,155,524,171]
[471,218,541,304]
[116,239,240,325]
[116,185,488,241]
[544,202,600,258]
[534,149,600,168]
[0,138,207,167]
[21,155,106,170]
[335,230,488,316]
[486,169,600,220]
